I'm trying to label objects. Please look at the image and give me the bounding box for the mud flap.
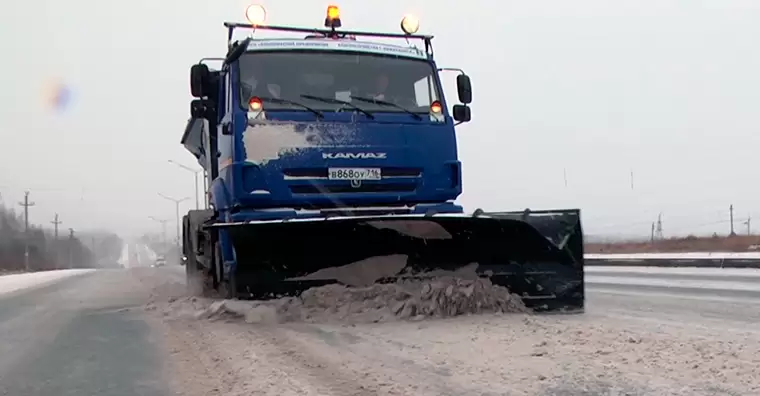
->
[220,210,584,313]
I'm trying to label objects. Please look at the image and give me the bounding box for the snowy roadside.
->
[0,270,27,276]
[149,301,759,396]
[129,266,760,396]
[0,269,96,297]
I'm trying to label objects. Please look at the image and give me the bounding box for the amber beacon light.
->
[325,5,342,28]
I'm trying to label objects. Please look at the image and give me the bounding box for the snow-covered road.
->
[1,265,759,395]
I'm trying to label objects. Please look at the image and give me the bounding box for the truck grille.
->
[289,183,416,194]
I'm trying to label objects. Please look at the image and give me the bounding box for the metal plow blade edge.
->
[223,210,585,313]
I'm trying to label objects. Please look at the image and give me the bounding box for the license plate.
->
[328,168,382,180]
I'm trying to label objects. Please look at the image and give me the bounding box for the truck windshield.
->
[237,50,442,114]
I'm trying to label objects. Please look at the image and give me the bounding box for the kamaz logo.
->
[322,152,387,159]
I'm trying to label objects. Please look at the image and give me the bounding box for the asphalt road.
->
[0,266,758,395]
[0,269,170,396]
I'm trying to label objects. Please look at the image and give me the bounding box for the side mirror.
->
[205,71,221,102]
[456,74,472,104]
[452,105,471,123]
[190,64,210,98]
[191,99,215,120]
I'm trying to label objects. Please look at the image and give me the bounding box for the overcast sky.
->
[1,0,759,238]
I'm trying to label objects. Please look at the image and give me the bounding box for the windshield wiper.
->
[257,96,325,119]
[350,96,423,120]
[239,81,324,119]
[300,94,375,120]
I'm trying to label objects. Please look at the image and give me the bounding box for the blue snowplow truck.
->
[180,5,585,312]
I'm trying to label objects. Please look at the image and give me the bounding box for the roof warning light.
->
[325,5,342,28]
[245,4,267,26]
[400,14,420,35]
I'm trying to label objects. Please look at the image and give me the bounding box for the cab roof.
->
[244,38,428,60]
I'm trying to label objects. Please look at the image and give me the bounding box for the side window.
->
[413,76,438,107]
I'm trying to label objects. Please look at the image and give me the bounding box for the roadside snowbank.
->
[0,269,96,296]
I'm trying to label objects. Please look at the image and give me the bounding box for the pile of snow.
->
[152,254,528,324]
[154,275,528,324]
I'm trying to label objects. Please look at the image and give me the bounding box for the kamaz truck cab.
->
[182,5,585,313]
[191,6,472,217]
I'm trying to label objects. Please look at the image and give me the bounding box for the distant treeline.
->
[0,204,123,272]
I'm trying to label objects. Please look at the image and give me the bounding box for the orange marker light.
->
[249,97,263,111]
[430,101,442,114]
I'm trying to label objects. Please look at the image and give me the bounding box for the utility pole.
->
[563,168,568,188]
[650,222,655,244]
[68,228,75,269]
[729,204,736,236]
[18,191,35,271]
[654,213,663,241]
[630,169,634,190]
[744,215,751,236]
[51,213,63,270]
[51,213,62,240]
[158,193,189,247]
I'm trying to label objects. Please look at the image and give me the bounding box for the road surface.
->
[0,266,758,396]
[0,269,169,396]
[117,241,158,268]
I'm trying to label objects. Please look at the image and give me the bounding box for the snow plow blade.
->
[223,209,584,313]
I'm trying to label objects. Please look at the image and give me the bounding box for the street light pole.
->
[168,160,202,210]
[157,193,189,247]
